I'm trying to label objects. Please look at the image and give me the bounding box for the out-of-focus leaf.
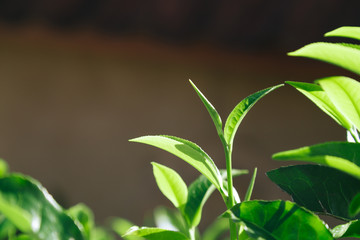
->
[0,215,15,239]
[267,165,360,220]
[286,81,352,129]
[0,160,8,179]
[66,203,94,239]
[325,26,360,41]
[130,135,223,194]
[0,174,83,240]
[153,207,187,236]
[222,200,333,240]
[224,84,283,149]
[111,218,145,240]
[189,80,224,140]
[288,42,360,75]
[202,218,229,240]
[273,142,360,179]
[124,227,189,240]
[317,76,360,131]
[332,220,360,238]
[90,227,114,240]
[349,193,360,217]
[152,162,188,209]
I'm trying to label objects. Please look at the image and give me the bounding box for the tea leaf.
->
[267,165,360,220]
[189,80,223,140]
[66,203,94,239]
[224,84,283,148]
[152,162,188,209]
[317,76,360,131]
[244,168,257,201]
[111,218,145,240]
[325,26,360,41]
[332,220,360,238]
[0,174,84,239]
[273,142,360,179]
[349,193,360,217]
[182,169,247,228]
[202,218,230,240]
[222,200,332,240]
[286,81,352,129]
[153,207,188,235]
[123,226,189,240]
[130,135,223,194]
[288,42,360,75]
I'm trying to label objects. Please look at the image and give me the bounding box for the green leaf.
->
[111,218,145,240]
[286,81,352,129]
[0,215,16,239]
[90,227,114,240]
[189,80,224,140]
[349,193,360,217]
[66,203,94,239]
[130,135,223,194]
[0,160,8,178]
[288,42,360,75]
[123,227,189,240]
[224,84,283,148]
[0,174,84,240]
[152,162,188,209]
[244,168,257,202]
[325,26,360,41]
[267,165,360,220]
[273,141,360,179]
[153,207,188,235]
[222,200,333,240]
[317,76,360,131]
[202,218,230,240]
[182,169,248,228]
[332,220,360,238]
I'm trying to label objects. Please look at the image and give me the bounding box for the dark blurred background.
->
[0,0,357,230]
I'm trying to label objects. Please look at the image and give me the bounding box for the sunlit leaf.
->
[189,80,223,140]
[325,26,360,41]
[267,165,360,220]
[0,160,8,179]
[224,84,283,149]
[286,81,352,129]
[317,76,360,131]
[111,218,145,240]
[152,162,188,209]
[130,135,223,194]
[222,200,333,240]
[124,226,189,240]
[153,207,187,235]
[182,169,247,228]
[273,141,360,179]
[0,174,84,239]
[288,42,360,75]
[332,220,360,238]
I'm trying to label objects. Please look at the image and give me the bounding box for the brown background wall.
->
[0,1,355,229]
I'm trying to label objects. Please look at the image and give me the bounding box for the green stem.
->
[189,227,196,240]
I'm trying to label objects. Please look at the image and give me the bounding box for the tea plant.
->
[267,26,360,238]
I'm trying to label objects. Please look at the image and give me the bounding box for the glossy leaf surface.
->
[288,42,360,75]
[124,227,189,240]
[318,76,360,131]
[222,200,332,240]
[332,220,360,238]
[111,218,145,240]
[0,174,83,240]
[152,162,188,209]
[267,165,360,220]
[325,26,360,41]
[273,141,360,179]
[189,80,223,139]
[130,135,223,193]
[153,207,187,235]
[286,81,352,129]
[224,84,283,148]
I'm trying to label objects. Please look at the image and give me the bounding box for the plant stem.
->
[189,227,196,240]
